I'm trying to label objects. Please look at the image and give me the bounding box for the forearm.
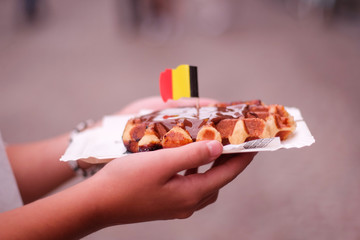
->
[6,133,75,203]
[0,179,103,240]
[0,140,256,239]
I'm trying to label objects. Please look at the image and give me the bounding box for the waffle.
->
[122,100,296,153]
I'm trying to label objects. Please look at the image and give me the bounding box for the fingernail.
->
[206,140,223,158]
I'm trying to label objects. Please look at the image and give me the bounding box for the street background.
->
[1,0,359,239]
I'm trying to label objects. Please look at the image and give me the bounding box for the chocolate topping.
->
[139,104,248,140]
[123,100,297,153]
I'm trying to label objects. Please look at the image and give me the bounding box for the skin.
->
[6,133,74,204]
[1,97,257,239]
[7,97,218,203]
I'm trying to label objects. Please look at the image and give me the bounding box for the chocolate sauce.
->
[139,104,247,140]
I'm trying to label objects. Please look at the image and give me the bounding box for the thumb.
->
[151,141,223,181]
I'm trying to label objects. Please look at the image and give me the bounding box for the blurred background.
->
[0,0,359,239]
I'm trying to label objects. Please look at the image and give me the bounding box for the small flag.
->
[159,64,199,102]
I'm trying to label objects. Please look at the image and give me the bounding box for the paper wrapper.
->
[60,107,315,164]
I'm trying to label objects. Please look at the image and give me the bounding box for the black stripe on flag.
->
[189,66,199,98]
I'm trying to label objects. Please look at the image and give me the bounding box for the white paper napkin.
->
[60,107,315,163]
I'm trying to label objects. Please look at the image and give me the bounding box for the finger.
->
[211,154,235,168]
[117,96,164,114]
[148,141,223,181]
[165,98,218,108]
[195,152,256,195]
[184,168,198,176]
[195,191,219,211]
[118,97,218,115]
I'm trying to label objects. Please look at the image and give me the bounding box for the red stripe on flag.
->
[159,69,173,102]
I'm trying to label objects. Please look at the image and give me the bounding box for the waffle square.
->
[122,100,296,153]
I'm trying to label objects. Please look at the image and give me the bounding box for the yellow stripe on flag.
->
[172,65,190,100]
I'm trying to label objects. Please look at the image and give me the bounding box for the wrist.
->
[61,178,108,236]
[67,120,105,177]
[79,174,115,229]
[67,160,104,177]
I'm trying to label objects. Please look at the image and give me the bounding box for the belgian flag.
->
[159,65,199,102]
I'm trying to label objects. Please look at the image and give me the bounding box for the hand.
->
[83,96,218,166]
[88,141,256,226]
[117,96,218,115]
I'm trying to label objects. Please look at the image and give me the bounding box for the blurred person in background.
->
[278,0,360,21]
[117,0,234,43]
